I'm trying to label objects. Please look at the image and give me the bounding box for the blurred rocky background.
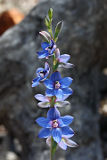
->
[0,0,39,14]
[0,0,107,160]
[0,0,40,35]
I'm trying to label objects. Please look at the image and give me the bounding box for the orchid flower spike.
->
[32,8,78,155]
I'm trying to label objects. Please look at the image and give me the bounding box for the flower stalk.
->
[50,137,53,160]
[32,8,78,160]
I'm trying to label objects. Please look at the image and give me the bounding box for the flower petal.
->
[37,51,49,59]
[42,72,49,81]
[50,39,54,47]
[46,89,54,96]
[50,71,61,82]
[60,77,73,88]
[64,138,78,147]
[32,77,40,83]
[59,54,70,63]
[52,128,62,143]
[60,115,74,126]
[47,107,60,120]
[55,101,70,108]
[36,117,51,128]
[34,94,48,102]
[58,63,74,68]
[45,62,50,71]
[57,118,65,127]
[41,42,49,49]
[50,47,56,55]
[58,116,73,127]
[62,88,73,95]
[62,134,74,138]
[58,139,67,150]
[61,126,74,137]
[32,82,39,87]
[56,94,70,101]
[55,48,60,59]
[37,102,50,108]
[62,95,70,100]
[32,77,40,87]
[46,137,51,147]
[44,79,53,89]
[38,128,51,138]
[36,68,44,75]
[64,63,74,68]
[54,89,63,99]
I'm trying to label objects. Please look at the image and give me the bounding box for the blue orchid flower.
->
[44,71,73,99]
[32,62,50,87]
[34,94,70,108]
[57,135,78,150]
[46,134,78,150]
[55,48,73,68]
[37,40,56,59]
[36,107,74,143]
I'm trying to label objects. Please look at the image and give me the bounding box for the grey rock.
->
[0,0,106,160]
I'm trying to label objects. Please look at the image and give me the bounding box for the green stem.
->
[49,56,56,160]
[49,21,59,160]
[50,137,53,160]
[53,55,59,72]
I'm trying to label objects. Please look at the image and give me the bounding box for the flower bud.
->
[55,48,60,59]
[39,31,51,42]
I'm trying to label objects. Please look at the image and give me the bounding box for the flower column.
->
[32,8,77,160]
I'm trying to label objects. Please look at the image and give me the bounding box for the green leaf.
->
[48,8,53,21]
[45,17,50,28]
[54,21,63,42]
[45,8,53,38]
[51,137,57,157]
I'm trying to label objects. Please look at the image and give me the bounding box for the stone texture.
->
[0,0,107,160]
[0,9,24,35]
[0,0,39,14]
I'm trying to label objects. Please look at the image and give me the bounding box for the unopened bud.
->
[39,31,51,42]
[55,48,60,58]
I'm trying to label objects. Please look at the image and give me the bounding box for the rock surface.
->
[0,0,107,160]
[0,9,24,35]
[0,0,39,14]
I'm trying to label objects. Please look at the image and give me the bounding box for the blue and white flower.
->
[46,135,78,150]
[37,40,56,59]
[55,48,73,68]
[34,94,70,108]
[36,107,74,143]
[44,71,73,99]
[32,62,50,87]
